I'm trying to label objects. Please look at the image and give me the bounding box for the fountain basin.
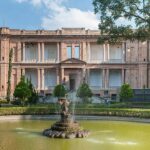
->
[43,121,90,139]
[0,119,150,150]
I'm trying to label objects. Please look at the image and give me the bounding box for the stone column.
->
[87,69,90,84]
[87,42,90,62]
[17,42,22,62]
[42,42,44,62]
[23,43,25,62]
[38,43,41,62]
[56,68,59,84]
[107,44,110,61]
[41,69,45,90]
[61,68,64,83]
[103,44,106,62]
[37,69,41,90]
[102,69,105,88]
[122,69,125,84]
[122,42,126,63]
[16,68,21,83]
[106,69,109,88]
[57,42,60,62]
[21,68,25,76]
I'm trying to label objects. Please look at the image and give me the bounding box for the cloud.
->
[15,0,99,30]
[16,0,42,6]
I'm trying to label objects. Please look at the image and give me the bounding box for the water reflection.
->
[0,120,149,150]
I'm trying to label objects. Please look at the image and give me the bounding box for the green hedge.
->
[1,107,150,118]
[0,107,56,115]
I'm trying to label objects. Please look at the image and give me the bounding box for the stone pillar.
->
[17,42,22,62]
[57,42,60,62]
[37,69,41,90]
[107,44,110,61]
[56,68,59,84]
[61,68,64,83]
[103,44,106,62]
[41,69,45,90]
[122,69,125,84]
[102,69,105,88]
[38,43,41,62]
[87,42,90,62]
[122,42,126,63]
[16,68,21,83]
[23,43,25,62]
[106,69,109,88]
[21,68,25,76]
[42,43,44,62]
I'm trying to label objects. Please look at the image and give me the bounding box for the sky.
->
[0,0,100,30]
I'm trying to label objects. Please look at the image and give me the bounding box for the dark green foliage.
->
[2,106,150,118]
[6,48,13,102]
[13,76,31,105]
[119,83,134,101]
[76,83,93,103]
[53,84,67,98]
[93,0,150,43]
[27,79,38,104]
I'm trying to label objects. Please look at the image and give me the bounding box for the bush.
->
[119,83,134,101]
[13,76,31,105]
[53,84,67,98]
[0,99,8,104]
[76,83,92,103]
[1,107,150,118]
[27,80,38,104]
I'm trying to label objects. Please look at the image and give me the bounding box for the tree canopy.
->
[76,83,93,103]
[13,76,31,105]
[53,84,67,98]
[93,0,150,43]
[119,83,134,101]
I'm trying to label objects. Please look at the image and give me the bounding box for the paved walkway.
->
[0,115,150,123]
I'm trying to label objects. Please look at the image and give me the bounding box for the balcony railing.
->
[109,85,121,89]
[88,59,124,63]
[23,58,58,63]
[90,86,102,90]
[44,86,55,90]
[107,59,123,63]
[44,58,58,63]
[88,59,104,63]
[24,59,38,63]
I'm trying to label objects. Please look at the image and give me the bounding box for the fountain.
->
[43,97,90,139]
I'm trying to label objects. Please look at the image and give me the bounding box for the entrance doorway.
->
[69,74,76,91]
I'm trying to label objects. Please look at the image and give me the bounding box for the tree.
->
[76,83,93,103]
[13,76,31,105]
[53,84,67,98]
[93,0,150,43]
[27,79,38,104]
[119,83,134,101]
[6,48,13,102]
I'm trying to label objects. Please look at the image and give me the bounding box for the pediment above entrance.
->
[60,58,86,64]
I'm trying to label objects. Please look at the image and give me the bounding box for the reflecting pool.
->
[0,120,150,150]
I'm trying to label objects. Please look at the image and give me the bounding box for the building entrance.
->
[69,74,76,91]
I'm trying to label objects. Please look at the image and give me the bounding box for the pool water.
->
[0,120,150,150]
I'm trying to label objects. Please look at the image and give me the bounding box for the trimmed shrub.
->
[76,83,92,103]
[119,83,134,101]
[53,84,67,98]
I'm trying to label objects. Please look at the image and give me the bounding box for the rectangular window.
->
[75,46,80,59]
[67,46,72,58]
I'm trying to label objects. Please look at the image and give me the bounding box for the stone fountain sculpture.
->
[43,97,90,139]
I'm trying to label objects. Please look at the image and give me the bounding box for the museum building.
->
[0,27,149,98]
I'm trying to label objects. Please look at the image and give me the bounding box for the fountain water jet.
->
[43,97,90,139]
